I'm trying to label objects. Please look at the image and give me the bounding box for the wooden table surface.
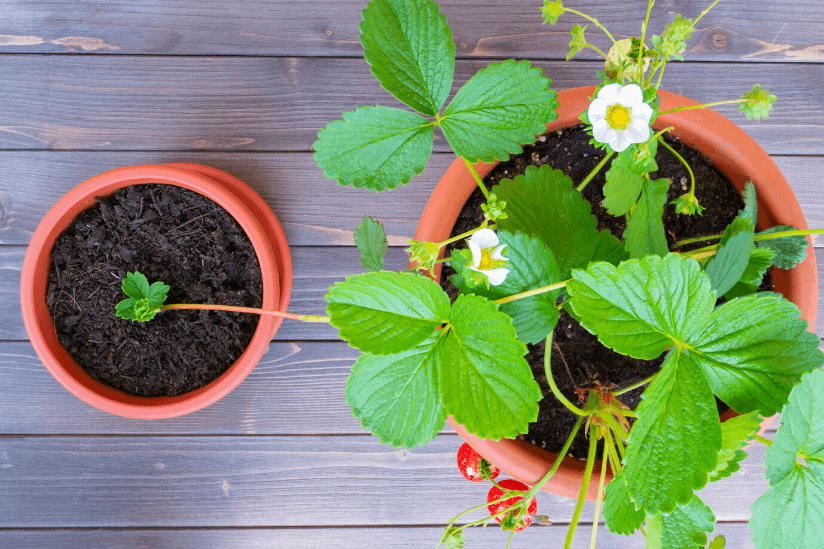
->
[1,1,823,547]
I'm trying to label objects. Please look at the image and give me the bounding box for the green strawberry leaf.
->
[359,0,454,116]
[622,349,722,514]
[439,293,541,440]
[737,181,758,226]
[655,493,716,549]
[493,164,617,277]
[756,225,808,269]
[603,469,645,536]
[313,106,434,191]
[441,60,558,163]
[591,229,630,266]
[354,216,388,272]
[738,247,775,288]
[691,293,823,416]
[624,177,669,259]
[567,254,716,360]
[122,271,150,299]
[449,230,562,344]
[709,410,762,481]
[707,535,726,549]
[603,152,643,216]
[750,369,824,549]
[345,336,446,449]
[704,225,754,297]
[326,271,450,355]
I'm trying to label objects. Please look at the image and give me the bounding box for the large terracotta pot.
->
[413,86,818,500]
[20,163,292,419]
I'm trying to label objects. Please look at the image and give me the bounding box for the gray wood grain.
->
[0,57,821,154]
[0,152,822,248]
[0,523,757,549]
[0,0,821,65]
[0,434,769,527]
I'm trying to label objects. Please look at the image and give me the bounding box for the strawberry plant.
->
[116,0,824,547]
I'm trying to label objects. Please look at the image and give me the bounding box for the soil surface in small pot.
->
[441,125,772,460]
[47,183,263,397]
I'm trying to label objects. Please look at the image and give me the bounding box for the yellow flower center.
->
[606,104,632,130]
[477,249,495,271]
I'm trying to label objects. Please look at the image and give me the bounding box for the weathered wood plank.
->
[3,246,824,342]
[1,152,823,248]
[0,522,756,549]
[0,151,444,247]
[0,435,769,527]
[0,57,821,154]
[1,0,822,64]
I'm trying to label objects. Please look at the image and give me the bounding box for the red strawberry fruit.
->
[487,479,538,532]
[457,442,500,482]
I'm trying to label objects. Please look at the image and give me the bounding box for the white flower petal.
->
[491,245,507,261]
[588,98,608,122]
[468,240,482,268]
[612,132,632,152]
[617,84,643,107]
[631,101,653,124]
[625,119,651,142]
[486,268,509,286]
[470,228,499,249]
[597,83,622,104]
[594,125,618,147]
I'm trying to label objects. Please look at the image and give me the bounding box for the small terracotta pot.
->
[20,163,292,419]
[414,86,818,500]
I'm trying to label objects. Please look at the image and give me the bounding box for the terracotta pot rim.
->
[20,163,292,419]
[415,85,817,500]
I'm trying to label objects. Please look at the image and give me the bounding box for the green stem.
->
[658,135,695,199]
[590,438,610,549]
[527,415,585,497]
[564,428,598,549]
[654,57,666,88]
[638,0,654,79]
[658,98,754,116]
[544,333,590,417]
[600,414,629,441]
[564,8,618,45]
[614,373,658,396]
[493,279,569,305]
[754,434,773,447]
[440,225,487,248]
[577,151,614,192]
[160,303,330,323]
[584,43,608,59]
[677,227,824,248]
[463,157,490,200]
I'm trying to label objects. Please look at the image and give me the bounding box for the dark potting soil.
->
[441,125,772,460]
[46,183,263,397]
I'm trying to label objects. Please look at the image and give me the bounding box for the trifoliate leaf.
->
[691,293,824,416]
[354,216,388,272]
[709,411,762,481]
[739,84,776,121]
[624,177,669,259]
[656,493,716,549]
[122,271,151,299]
[750,369,824,549]
[345,335,446,449]
[313,106,434,191]
[493,164,618,277]
[623,350,722,514]
[541,0,564,25]
[603,150,644,216]
[567,254,716,360]
[359,0,454,116]
[441,60,558,163]
[326,271,450,355]
[439,293,540,440]
[704,226,755,297]
[603,470,645,536]
[567,24,587,60]
[737,181,758,226]
[449,230,562,344]
[756,225,808,270]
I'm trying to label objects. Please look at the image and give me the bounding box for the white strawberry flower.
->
[588,83,653,153]
[467,228,509,286]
